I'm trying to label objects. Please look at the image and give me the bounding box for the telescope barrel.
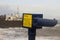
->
[33,18,57,27]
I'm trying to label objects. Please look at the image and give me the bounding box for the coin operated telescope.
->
[22,13,57,40]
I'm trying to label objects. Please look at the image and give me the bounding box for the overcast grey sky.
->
[0,0,60,19]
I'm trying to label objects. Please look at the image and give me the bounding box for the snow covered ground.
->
[0,24,60,40]
[0,36,60,40]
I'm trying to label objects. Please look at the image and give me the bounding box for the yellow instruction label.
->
[23,14,32,28]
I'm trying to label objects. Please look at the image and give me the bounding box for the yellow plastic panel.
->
[23,14,32,28]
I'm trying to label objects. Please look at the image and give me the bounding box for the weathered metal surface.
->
[36,18,57,27]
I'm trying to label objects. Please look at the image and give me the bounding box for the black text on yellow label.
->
[23,14,32,28]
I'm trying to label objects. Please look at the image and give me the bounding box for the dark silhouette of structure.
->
[0,14,6,20]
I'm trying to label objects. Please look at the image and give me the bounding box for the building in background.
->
[5,13,22,21]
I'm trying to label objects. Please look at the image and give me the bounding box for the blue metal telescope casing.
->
[33,18,57,27]
[32,14,57,28]
[32,14,43,28]
[38,18,57,26]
